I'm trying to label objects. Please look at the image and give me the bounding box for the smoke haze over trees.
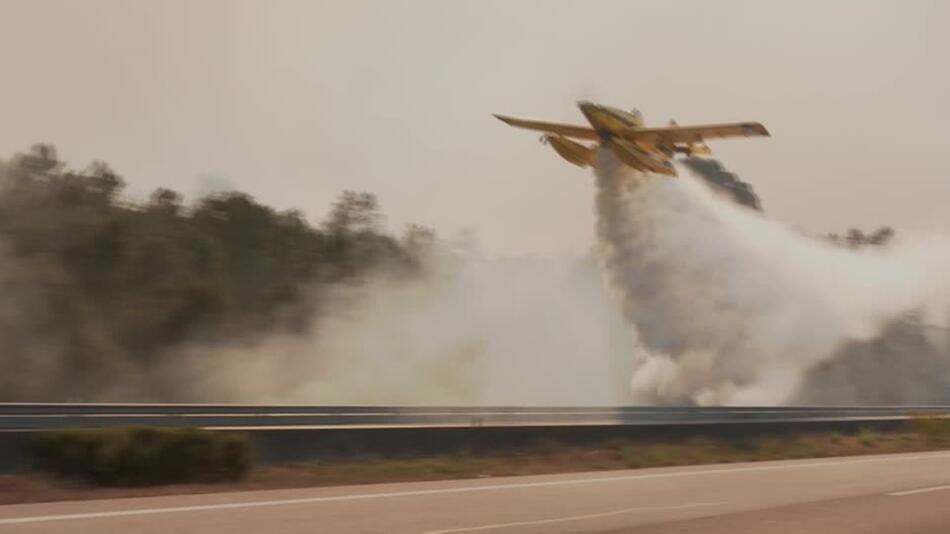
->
[684,156,895,249]
[0,144,432,401]
[1,145,947,406]
[607,155,950,405]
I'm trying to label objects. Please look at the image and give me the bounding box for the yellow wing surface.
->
[493,114,599,141]
[495,114,769,145]
[630,122,770,144]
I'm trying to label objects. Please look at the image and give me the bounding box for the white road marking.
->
[2,452,950,525]
[422,501,726,533]
[888,483,950,497]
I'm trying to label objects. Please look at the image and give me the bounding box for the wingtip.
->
[744,122,770,137]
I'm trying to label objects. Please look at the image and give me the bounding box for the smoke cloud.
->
[179,152,950,407]
[158,254,635,405]
[594,149,950,405]
[5,145,950,407]
[0,151,635,405]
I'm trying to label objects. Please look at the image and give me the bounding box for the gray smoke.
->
[793,313,950,405]
[680,157,762,211]
[593,149,950,405]
[154,253,636,405]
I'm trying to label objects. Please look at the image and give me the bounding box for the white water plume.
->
[594,149,950,405]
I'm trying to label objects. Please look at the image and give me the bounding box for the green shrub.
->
[726,438,761,454]
[645,446,677,466]
[27,427,253,486]
[857,428,878,447]
[619,446,644,468]
[910,417,950,442]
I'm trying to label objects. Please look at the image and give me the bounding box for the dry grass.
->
[3,422,950,506]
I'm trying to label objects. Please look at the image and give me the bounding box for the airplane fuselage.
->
[578,102,644,136]
[577,102,676,176]
[577,102,676,174]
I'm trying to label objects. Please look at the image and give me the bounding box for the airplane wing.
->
[630,122,770,144]
[494,114,599,141]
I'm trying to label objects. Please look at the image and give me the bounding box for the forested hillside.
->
[0,145,928,405]
[0,145,435,401]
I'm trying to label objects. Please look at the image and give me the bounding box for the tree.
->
[827,226,895,248]
[84,161,124,200]
[16,143,60,173]
[324,191,382,236]
[403,224,437,253]
[0,145,432,401]
[149,188,183,215]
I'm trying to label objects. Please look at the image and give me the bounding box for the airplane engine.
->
[688,143,712,156]
[674,143,712,157]
[542,134,595,168]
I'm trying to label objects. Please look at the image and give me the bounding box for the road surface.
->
[3,451,950,533]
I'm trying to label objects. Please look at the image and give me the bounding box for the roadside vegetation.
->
[4,419,950,505]
[26,427,252,486]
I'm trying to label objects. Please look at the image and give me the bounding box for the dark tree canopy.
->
[0,145,432,401]
[681,157,763,211]
[827,226,895,248]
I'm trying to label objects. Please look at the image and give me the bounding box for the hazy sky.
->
[1,0,948,256]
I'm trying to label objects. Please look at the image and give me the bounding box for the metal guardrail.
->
[2,404,950,431]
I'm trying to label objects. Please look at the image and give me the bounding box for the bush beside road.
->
[26,427,252,486]
[2,418,949,505]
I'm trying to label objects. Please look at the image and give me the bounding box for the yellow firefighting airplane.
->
[495,101,769,176]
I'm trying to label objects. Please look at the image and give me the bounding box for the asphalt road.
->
[3,451,950,533]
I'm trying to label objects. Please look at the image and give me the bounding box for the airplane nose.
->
[577,101,598,123]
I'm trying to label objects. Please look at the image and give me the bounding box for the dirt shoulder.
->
[3,427,949,506]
